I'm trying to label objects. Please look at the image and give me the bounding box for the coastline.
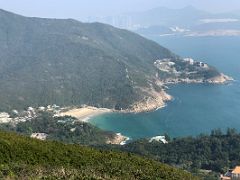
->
[57,73,233,119]
[207,73,234,84]
[56,73,233,118]
[117,73,233,114]
[53,73,233,145]
[163,73,233,85]
[57,108,130,145]
[121,89,172,113]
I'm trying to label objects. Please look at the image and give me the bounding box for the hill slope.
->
[110,129,240,176]
[0,131,198,179]
[0,9,225,112]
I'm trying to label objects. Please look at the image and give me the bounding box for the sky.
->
[0,0,240,21]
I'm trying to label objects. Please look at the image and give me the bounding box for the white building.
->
[184,58,195,65]
[149,136,168,144]
[0,112,12,123]
[31,133,48,140]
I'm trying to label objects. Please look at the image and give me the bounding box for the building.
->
[31,133,48,141]
[0,112,12,123]
[221,166,240,180]
[149,136,168,144]
[232,167,240,180]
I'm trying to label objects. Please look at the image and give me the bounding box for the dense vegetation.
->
[112,129,240,175]
[0,130,197,179]
[2,113,238,179]
[0,112,115,145]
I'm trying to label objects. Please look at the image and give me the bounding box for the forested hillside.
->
[0,9,222,112]
[117,129,240,175]
[0,112,116,145]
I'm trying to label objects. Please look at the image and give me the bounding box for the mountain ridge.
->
[92,6,240,37]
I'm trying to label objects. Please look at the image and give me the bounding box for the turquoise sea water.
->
[90,36,240,140]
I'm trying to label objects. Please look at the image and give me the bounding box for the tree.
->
[211,129,223,137]
[227,128,237,137]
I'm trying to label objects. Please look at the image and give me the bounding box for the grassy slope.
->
[0,131,198,179]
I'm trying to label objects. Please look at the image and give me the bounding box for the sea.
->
[90,35,240,140]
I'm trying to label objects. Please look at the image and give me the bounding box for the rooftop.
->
[232,166,240,174]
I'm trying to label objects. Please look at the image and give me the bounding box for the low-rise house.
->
[184,58,195,65]
[232,167,240,180]
[149,136,168,144]
[0,112,12,124]
[31,133,48,140]
[221,166,240,180]
[38,106,45,111]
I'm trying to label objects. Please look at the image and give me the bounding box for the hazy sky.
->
[0,0,240,21]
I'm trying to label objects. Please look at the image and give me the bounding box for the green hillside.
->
[0,131,198,179]
[0,9,175,112]
[0,9,221,112]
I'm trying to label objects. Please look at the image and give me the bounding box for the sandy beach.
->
[58,106,112,122]
[58,107,129,145]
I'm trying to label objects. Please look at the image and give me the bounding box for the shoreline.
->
[115,73,233,113]
[56,108,130,145]
[56,73,233,119]
[119,89,172,113]
[56,73,233,118]
[162,73,233,85]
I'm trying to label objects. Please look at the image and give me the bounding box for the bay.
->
[90,36,240,140]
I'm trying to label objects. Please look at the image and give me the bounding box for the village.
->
[0,104,62,125]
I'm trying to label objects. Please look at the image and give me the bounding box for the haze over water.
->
[90,36,240,140]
